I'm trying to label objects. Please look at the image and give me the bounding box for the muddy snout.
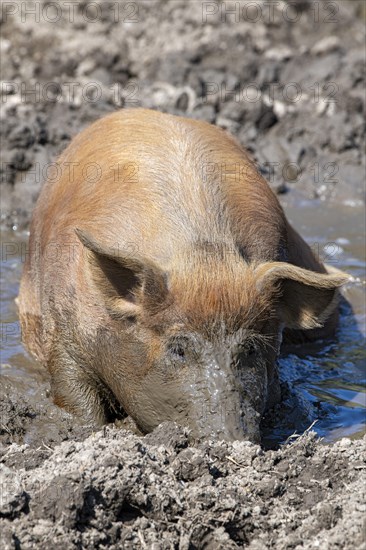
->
[132,360,263,443]
[185,360,263,443]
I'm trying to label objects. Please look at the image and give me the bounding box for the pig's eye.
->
[247,344,256,357]
[173,345,185,358]
[168,341,186,362]
[237,343,256,357]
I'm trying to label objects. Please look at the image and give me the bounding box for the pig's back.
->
[35,109,286,265]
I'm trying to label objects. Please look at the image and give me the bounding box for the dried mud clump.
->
[0,421,365,549]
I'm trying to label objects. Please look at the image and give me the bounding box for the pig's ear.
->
[255,262,349,329]
[75,228,168,314]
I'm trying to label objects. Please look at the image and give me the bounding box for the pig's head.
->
[77,230,347,443]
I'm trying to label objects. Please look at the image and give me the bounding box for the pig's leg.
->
[47,348,125,425]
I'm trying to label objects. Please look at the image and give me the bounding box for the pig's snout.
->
[131,336,268,444]
[185,359,262,443]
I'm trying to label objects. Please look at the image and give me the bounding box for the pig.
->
[18,108,348,442]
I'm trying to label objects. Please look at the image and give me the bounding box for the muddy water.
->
[265,196,366,446]
[1,198,365,446]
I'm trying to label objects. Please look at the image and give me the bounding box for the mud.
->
[0,418,365,549]
[1,0,365,548]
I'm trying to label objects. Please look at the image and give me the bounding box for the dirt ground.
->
[0,0,365,548]
[0,407,365,549]
[0,374,365,549]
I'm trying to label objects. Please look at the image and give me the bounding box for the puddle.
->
[1,199,365,445]
[262,197,366,446]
